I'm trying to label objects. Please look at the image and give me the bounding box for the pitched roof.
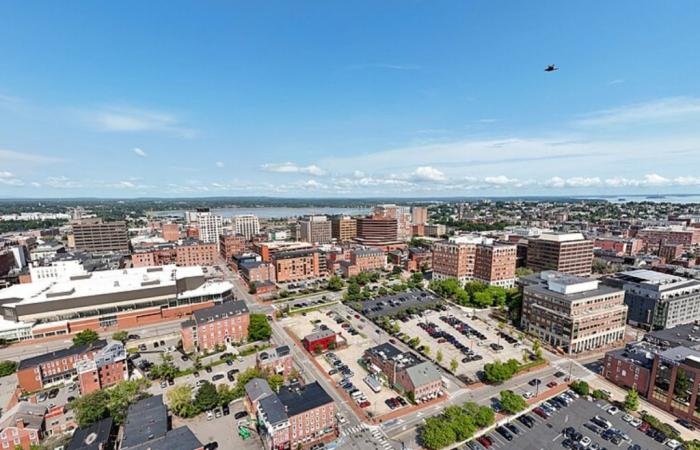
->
[125,426,203,450]
[244,378,274,404]
[66,417,114,450]
[18,339,107,371]
[404,361,441,388]
[121,395,168,449]
[0,402,46,430]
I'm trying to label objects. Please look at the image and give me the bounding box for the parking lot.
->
[283,307,407,418]
[399,306,524,380]
[175,400,260,450]
[467,396,683,450]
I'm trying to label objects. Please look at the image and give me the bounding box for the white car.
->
[195,380,206,388]
[667,440,681,449]
[522,391,534,399]
[629,418,643,427]
[621,414,633,423]
[580,436,591,448]
[336,413,346,424]
[566,389,580,399]
[607,406,620,415]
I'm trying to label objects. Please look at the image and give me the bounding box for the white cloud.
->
[642,173,670,186]
[0,149,63,164]
[133,147,148,158]
[261,162,327,176]
[0,171,23,186]
[45,176,82,189]
[545,176,602,188]
[410,166,446,182]
[86,106,196,138]
[484,175,519,185]
[216,161,224,168]
[574,97,700,127]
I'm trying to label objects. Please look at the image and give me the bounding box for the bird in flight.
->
[544,64,558,72]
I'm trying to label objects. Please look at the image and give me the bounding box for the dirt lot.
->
[285,308,409,418]
[400,306,525,380]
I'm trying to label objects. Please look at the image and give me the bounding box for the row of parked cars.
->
[418,320,483,363]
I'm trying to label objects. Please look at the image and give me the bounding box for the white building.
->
[29,259,87,282]
[190,209,223,248]
[234,215,260,239]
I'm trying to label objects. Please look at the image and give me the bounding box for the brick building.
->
[0,403,45,450]
[302,329,337,353]
[473,242,517,288]
[71,219,129,253]
[219,233,247,261]
[406,247,432,272]
[594,237,643,256]
[331,216,357,243]
[299,216,332,245]
[526,232,593,276]
[256,345,293,378]
[272,249,322,283]
[161,223,180,242]
[180,301,250,353]
[239,261,277,286]
[245,379,337,450]
[17,340,108,393]
[364,343,442,402]
[602,343,655,396]
[131,240,217,268]
[350,248,386,273]
[637,226,700,249]
[432,235,516,287]
[76,341,129,394]
[354,217,403,249]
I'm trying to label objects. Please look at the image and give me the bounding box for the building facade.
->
[302,329,337,353]
[72,219,129,253]
[161,223,180,241]
[219,233,246,261]
[299,216,332,244]
[331,216,357,243]
[76,341,129,394]
[350,248,386,273]
[234,215,261,239]
[526,232,594,276]
[522,272,628,354]
[272,249,321,283]
[256,345,293,378]
[473,242,517,288]
[190,209,223,248]
[180,301,250,353]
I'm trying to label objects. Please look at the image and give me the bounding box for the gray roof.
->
[404,361,441,388]
[244,378,274,404]
[66,417,114,450]
[191,300,248,322]
[303,328,336,342]
[0,402,46,430]
[259,393,288,425]
[658,346,700,364]
[645,322,700,350]
[126,426,203,450]
[277,382,333,417]
[121,395,168,449]
[18,339,107,371]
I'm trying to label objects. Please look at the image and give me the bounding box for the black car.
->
[528,378,541,386]
[563,427,575,437]
[48,388,60,399]
[212,374,224,381]
[517,415,534,428]
[205,366,213,373]
[222,404,230,415]
[204,442,218,450]
[677,418,696,431]
[495,426,513,441]
[505,423,520,435]
[234,411,248,420]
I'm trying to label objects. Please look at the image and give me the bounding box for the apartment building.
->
[473,242,517,288]
[239,261,277,286]
[431,238,475,283]
[272,249,322,283]
[254,241,314,262]
[234,215,260,239]
[131,240,217,267]
[0,403,45,450]
[364,343,442,402]
[526,232,594,276]
[331,216,357,242]
[189,209,223,248]
[16,340,109,392]
[219,233,246,260]
[180,300,250,353]
[71,219,129,253]
[76,341,128,394]
[637,226,700,249]
[603,269,700,330]
[411,207,428,225]
[246,379,337,450]
[521,272,628,354]
[161,223,180,241]
[299,216,332,244]
[432,235,516,287]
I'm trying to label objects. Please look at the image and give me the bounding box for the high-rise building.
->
[522,272,627,354]
[354,217,401,248]
[189,208,223,248]
[526,232,593,276]
[373,204,412,241]
[331,216,357,242]
[234,214,260,239]
[219,232,247,260]
[411,207,428,225]
[432,235,516,287]
[72,219,129,253]
[299,215,332,244]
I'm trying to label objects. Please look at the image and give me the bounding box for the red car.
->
[477,436,493,448]
[533,407,548,419]
[547,381,558,388]
[638,422,650,432]
[359,401,371,408]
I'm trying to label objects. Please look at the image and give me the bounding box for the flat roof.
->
[524,281,622,302]
[535,232,586,242]
[126,426,203,450]
[277,381,334,417]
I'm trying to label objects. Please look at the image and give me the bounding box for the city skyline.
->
[1,1,700,198]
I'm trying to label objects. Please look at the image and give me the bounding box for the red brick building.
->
[256,345,294,378]
[350,248,386,273]
[473,242,517,288]
[0,403,45,450]
[594,237,643,256]
[638,226,700,249]
[602,344,654,396]
[131,240,217,268]
[302,329,337,353]
[180,301,250,353]
[219,233,247,261]
[162,223,180,241]
[239,261,276,286]
[16,340,109,393]
[76,341,129,394]
[272,249,322,283]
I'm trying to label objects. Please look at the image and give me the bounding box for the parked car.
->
[234,411,248,420]
[212,374,224,382]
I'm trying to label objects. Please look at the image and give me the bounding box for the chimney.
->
[15,418,24,430]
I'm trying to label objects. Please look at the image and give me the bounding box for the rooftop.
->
[125,425,203,450]
[121,395,168,449]
[18,339,108,371]
[645,322,700,350]
[66,417,114,450]
[535,232,587,242]
[184,300,249,326]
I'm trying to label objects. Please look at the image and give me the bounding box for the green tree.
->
[268,374,284,392]
[625,388,640,412]
[194,381,220,412]
[450,358,458,373]
[569,380,590,396]
[449,413,476,441]
[327,276,344,291]
[249,282,257,294]
[72,390,110,427]
[421,417,456,450]
[106,379,150,424]
[482,359,520,384]
[217,384,237,406]
[392,265,403,275]
[515,267,534,278]
[532,339,543,359]
[0,360,18,377]
[410,272,424,286]
[248,313,272,341]
[168,384,200,418]
[471,291,493,308]
[500,390,528,414]
[151,353,178,380]
[72,329,99,347]
[436,349,444,364]
[112,331,128,343]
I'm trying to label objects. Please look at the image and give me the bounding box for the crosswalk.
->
[339,424,394,450]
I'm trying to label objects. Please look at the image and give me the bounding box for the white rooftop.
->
[537,232,586,242]
[619,269,684,284]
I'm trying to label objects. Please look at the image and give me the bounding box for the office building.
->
[603,269,700,330]
[637,226,700,249]
[648,346,700,427]
[0,265,234,341]
[272,249,322,283]
[350,248,386,273]
[253,241,314,262]
[245,379,337,450]
[180,300,250,353]
[239,261,276,286]
[234,214,260,239]
[355,217,402,249]
[526,232,593,276]
[331,216,357,242]
[373,204,412,241]
[299,216,332,244]
[131,240,217,268]
[522,272,627,354]
[219,232,246,260]
[302,329,337,353]
[603,342,656,396]
[72,219,129,253]
[474,241,517,288]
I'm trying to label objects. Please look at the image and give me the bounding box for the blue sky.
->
[1,1,700,198]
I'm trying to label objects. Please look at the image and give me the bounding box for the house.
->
[66,417,115,450]
[256,346,293,378]
[0,402,46,450]
[302,329,337,353]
